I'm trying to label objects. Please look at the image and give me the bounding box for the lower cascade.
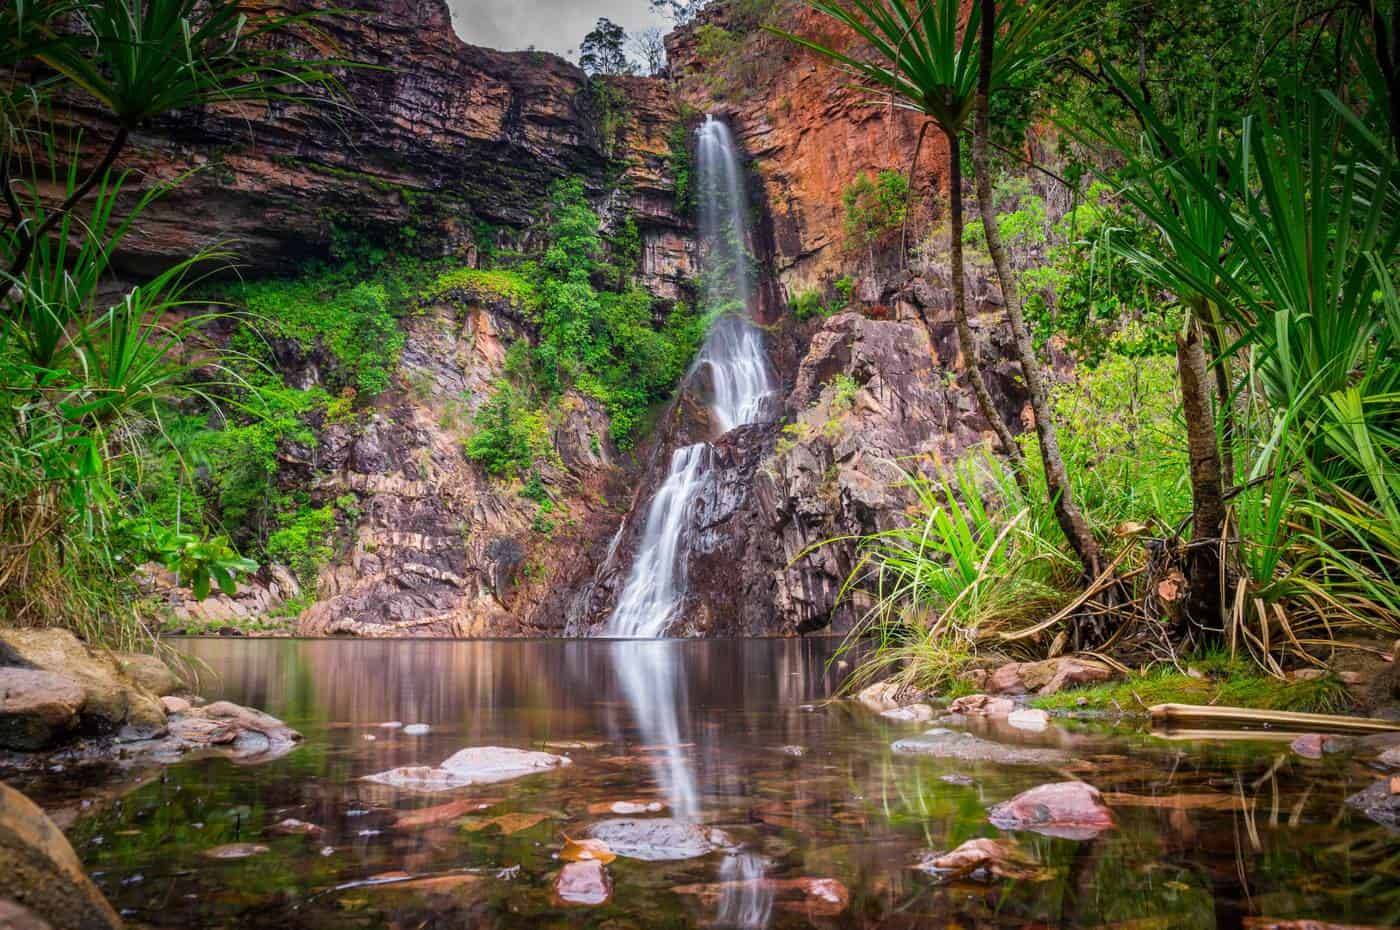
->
[603,115,775,638]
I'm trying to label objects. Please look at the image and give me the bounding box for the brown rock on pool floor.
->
[987,781,1116,840]
[553,860,612,906]
[914,837,1050,881]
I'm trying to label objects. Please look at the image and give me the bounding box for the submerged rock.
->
[553,860,612,906]
[856,681,910,713]
[585,818,730,861]
[0,781,122,930]
[891,728,1069,766]
[364,746,571,791]
[914,837,1050,881]
[1345,778,1400,829]
[987,781,1116,840]
[266,818,323,837]
[202,843,270,860]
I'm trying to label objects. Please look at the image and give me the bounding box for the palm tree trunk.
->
[944,128,1027,487]
[1177,310,1225,641]
[975,0,1102,580]
[1201,304,1235,485]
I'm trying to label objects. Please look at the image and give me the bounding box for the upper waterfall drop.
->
[602,115,775,638]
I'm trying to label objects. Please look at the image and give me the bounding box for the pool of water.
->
[14,638,1400,929]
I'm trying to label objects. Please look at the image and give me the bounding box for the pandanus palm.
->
[771,0,1106,584]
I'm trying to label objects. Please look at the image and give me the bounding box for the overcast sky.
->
[447,1,668,59]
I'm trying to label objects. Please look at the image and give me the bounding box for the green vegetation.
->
[424,267,538,309]
[791,276,855,321]
[1031,658,1353,716]
[786,0,1399,700]
[0,0,342,646]
[842,169,910,257]
[464,177,705,477]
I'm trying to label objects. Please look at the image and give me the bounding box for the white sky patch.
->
[447,0,667,60]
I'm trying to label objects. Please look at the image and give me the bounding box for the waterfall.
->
[603,115,774,638]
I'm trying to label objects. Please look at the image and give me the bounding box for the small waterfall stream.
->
[604,115,775,639]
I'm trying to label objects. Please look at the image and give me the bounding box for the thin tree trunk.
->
[975,0,1102,580]
[1176,312,1225,642]
[944,127,1027,488]
[1201,304,1235,485]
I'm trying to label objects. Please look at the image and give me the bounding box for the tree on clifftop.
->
[580,18,636,76]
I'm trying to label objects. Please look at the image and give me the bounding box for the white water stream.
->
[603,115,775,639]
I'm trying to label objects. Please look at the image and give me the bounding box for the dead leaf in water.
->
[560,833,617,864]
[460,812,550,835]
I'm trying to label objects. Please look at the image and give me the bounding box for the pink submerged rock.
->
[553,860,612,906]
[987,781,1116,840]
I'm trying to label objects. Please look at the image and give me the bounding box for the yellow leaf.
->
[560,833,616,864]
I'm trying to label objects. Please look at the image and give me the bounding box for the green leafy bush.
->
[842,170,909,254]
[463,383,553,478]
[266,505,337,589]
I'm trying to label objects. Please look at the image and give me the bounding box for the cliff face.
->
[120,0,1034,638]
[666,0,951,295]
[80,0,686,292]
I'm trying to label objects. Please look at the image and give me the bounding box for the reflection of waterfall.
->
[716,852,774,930]
[610,640,699,818]
[603,115,774,639]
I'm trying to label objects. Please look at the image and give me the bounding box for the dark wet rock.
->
[987,781,1116,840]
[914,837,1050,881]
[202,843,269,859]
[553,860,612,906]
[1345,778,1400,829]
[948,694,1017,717]
[0,629,166,747]
[0,781,122,930]
[672,876,850,917]
[987,657,1117,696]
[0,670,85,751]
[585,818,731,861]
[365,746,570,791]
[891,728,1069,766]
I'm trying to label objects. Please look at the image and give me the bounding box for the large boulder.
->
[0,629,165,749]
[114,653,182,698]
[0,670,85,751]
[0,781,122,930]
[164,701,302,762]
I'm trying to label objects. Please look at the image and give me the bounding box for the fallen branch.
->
[1150,703,1400,734]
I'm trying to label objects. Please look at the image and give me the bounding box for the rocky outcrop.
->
[667,0,951,293]
[68,0,688,280]
[289,292,631,637]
